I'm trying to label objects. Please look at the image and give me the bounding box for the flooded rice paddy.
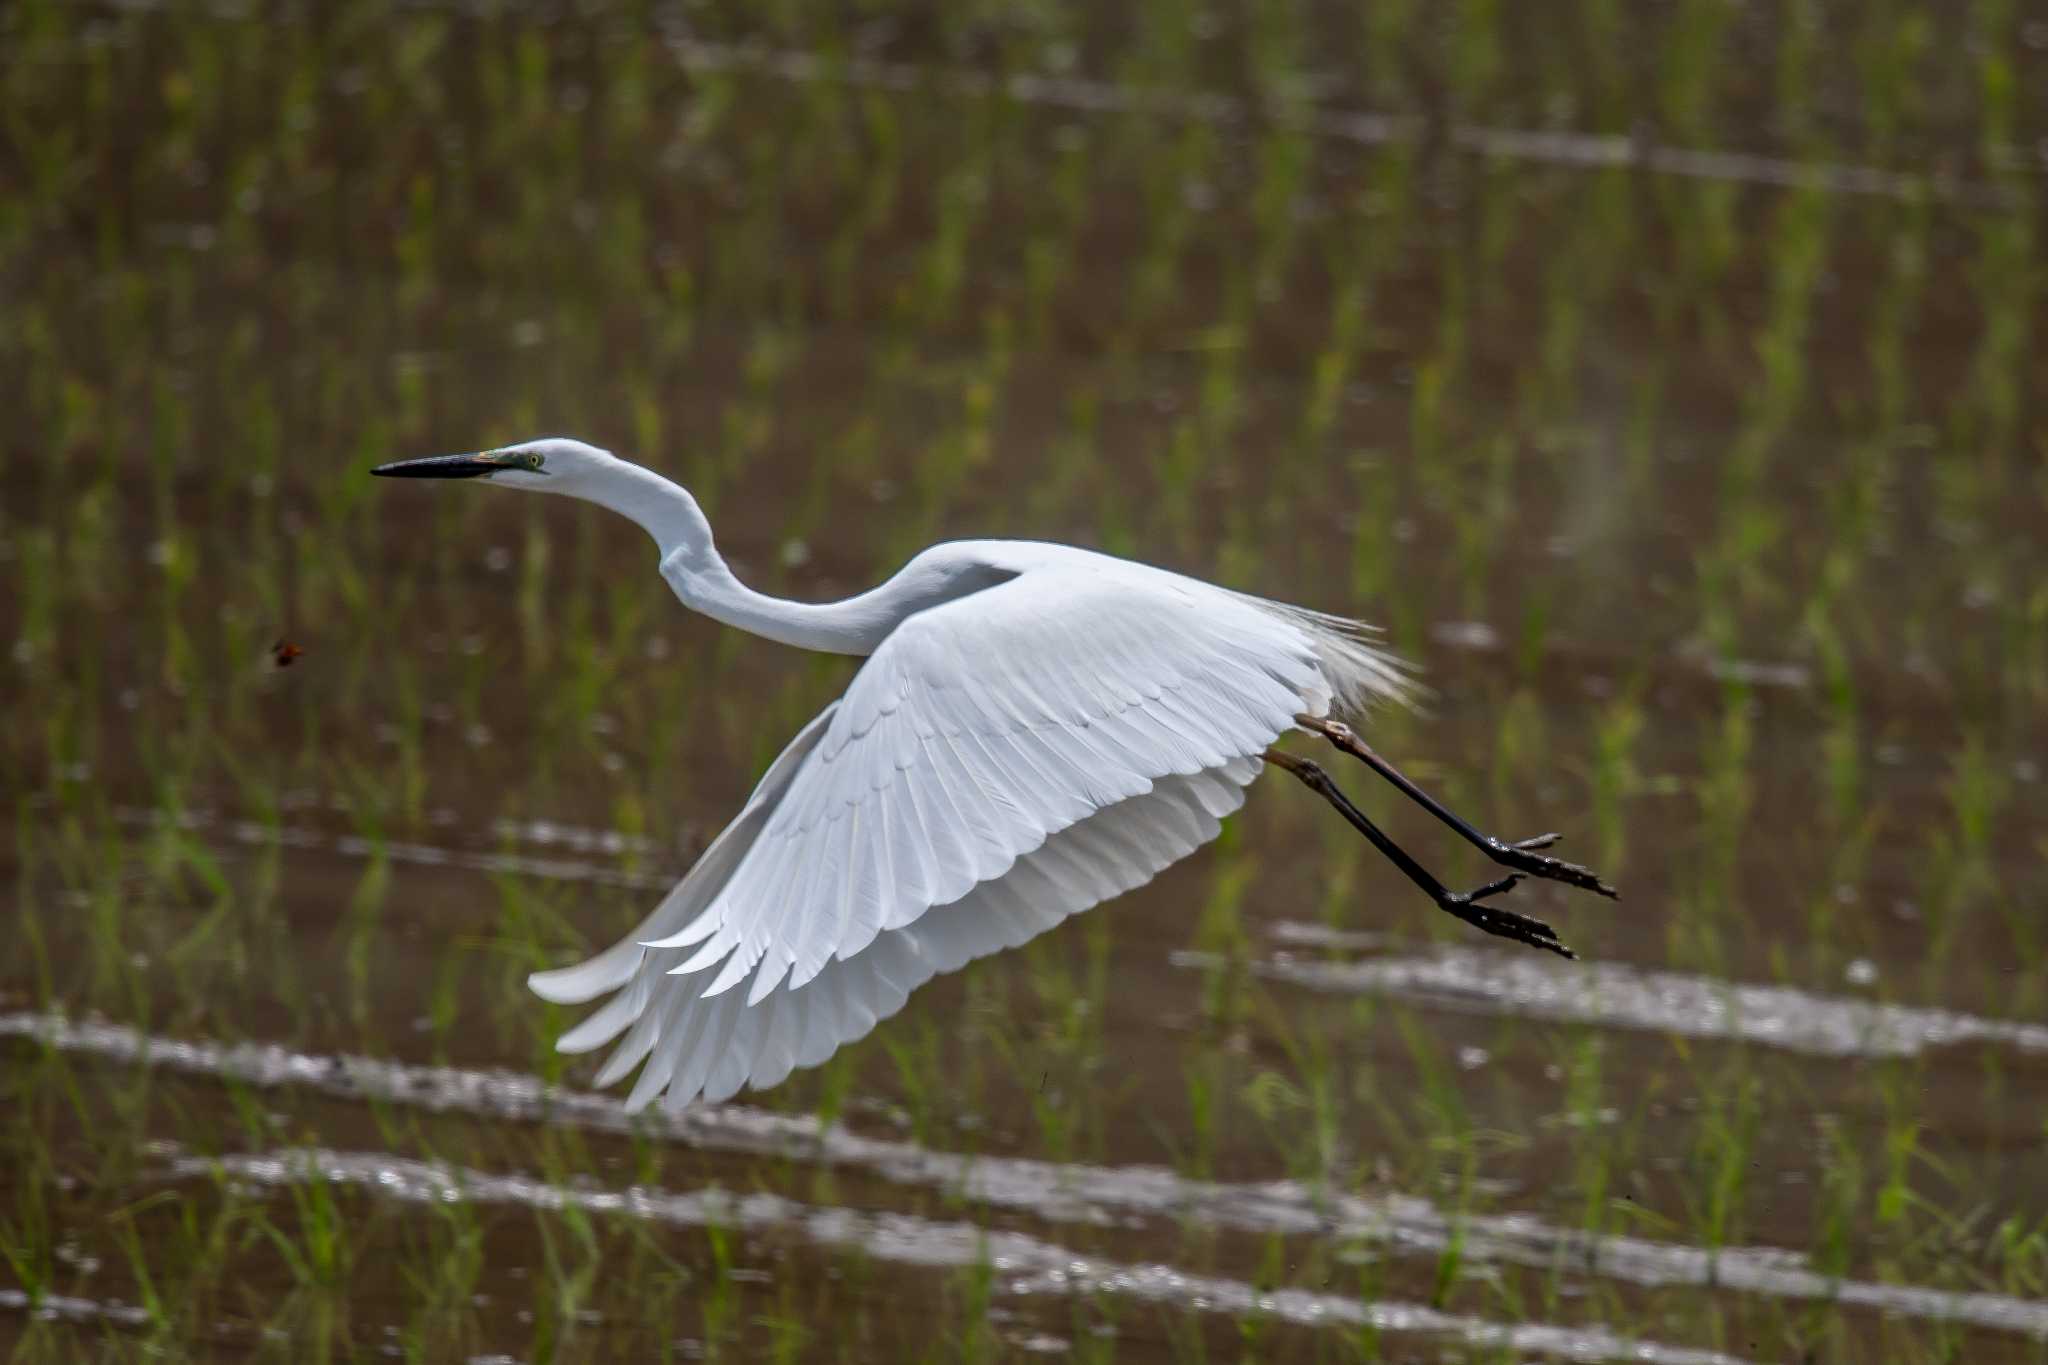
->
[5,0,2048,1360]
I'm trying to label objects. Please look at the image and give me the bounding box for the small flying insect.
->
[272,639,305,668]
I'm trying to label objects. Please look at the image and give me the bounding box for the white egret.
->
[373,438,1615,1111]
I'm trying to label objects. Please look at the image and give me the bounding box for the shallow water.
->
[5,1,2047,1360]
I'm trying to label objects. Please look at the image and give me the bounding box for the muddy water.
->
[5,1,2048,1361]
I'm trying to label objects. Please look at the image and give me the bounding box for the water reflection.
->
[13,1010,2046,1341]
[1185,924,2048,1060]
[172,1143,1749,1365]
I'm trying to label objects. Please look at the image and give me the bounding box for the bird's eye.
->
[524,452,544,470]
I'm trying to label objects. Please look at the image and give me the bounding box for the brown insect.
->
[271,639,305,668]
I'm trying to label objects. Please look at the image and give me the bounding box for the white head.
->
[373,436,719,561]
[371,436,621,493]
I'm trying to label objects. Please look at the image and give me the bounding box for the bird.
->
[373,437,1616,1113]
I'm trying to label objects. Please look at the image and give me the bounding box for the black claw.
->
[1435,874,1575,958]
[1266,737,1588,960]
[1455,873,1523,904]
[1488,839,1619,899]
[1291,714,1619,904]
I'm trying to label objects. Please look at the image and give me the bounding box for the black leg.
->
[1264,748,1576,959]
[1295,715,1619,900]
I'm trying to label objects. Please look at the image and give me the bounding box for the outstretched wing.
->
[534,563,1355,1110]
[660,567,1331,995]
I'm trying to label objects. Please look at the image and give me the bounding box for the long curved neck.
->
[586,461,926,656]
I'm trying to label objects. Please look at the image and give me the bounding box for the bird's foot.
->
[1484,833,1618,899]
[1437,875,1576,959]
[1293,715,1620,902]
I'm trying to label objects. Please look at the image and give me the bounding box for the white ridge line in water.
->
[96,807,2045,1063]
[0,1287,153,1329]
[163,1144,1748,1365]
[63,1,2030,209]
[92,804,2040,1063]
[8,1011,2048,1339]
[653,38,2023,210]
[1175,933,2048,1061]
[107,805,678,894]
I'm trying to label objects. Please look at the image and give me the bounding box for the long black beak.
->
[370,452,502,479]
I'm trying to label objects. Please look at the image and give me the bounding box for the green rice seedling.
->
[1678,1050,1761,1264]
[1449,436,1521,615]
[1487,686,1549,817]
[531,1190,602,1362]
[1958,209,2033,481]
[1247,128,1311,306]
[1728,187,1829,500]
[1557,1029,1619,1236]
[484,871,586,1064]
[1068,1287,1124,1365]
[695,1210,742,1358]
[1656,0,1735,145]
[1160,1290,1213,1364]
[255,1159,356,1292]
[1988,1211,2048,1299]
[1971,0,2019,166]
[882,1013,956,1148]
[948,1238,999,1363]
[1126,123,1217,331]
[1170,1050,1229,1183]
[1296,273,1369,458]
[1695,683,1757,919]
[760,1279,814,1365]
[109,1192,179,1344]
[1345,452,1400,616]
[1921,735,2009,971]
[1869,1057,1941,1243]
[1587,683,1645,876]
[1443,0,1504,119]
[1523,190,1594,437]
[1854,4,1931,161]
[1809,1113,1865,1281]
[154,1164,250,1335]
[1244,979,1353,1192]
[1188,837,1258,1029]
[1001,915,1118,1163]
[161,830,245,1015]
[82,854,154,1027]
[0,1132,57,1313]
[267,1281,351,1365]
[417,939,468,1064]
[1771,0,1825,149]
[1017,132,1093,351]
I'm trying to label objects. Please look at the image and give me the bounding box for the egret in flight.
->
[373,438,1615,1111]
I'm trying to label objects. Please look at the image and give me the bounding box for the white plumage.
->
[373,438,1414,1111]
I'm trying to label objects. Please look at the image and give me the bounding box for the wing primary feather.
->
[880,766,939,921]
[701,998,767,1104]
[901,733,978,909]
[670,982,748,1109]
[621,985,700,1110]
[555,989,641,1055]
[751,989,804,1092]
[919,693,1011,881]
[915,724,1004,891]
[547,561,1383,1110]
[834,795,895,966]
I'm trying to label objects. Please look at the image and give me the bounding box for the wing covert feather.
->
[667,569,1325,997]
[537,558,1401,1111]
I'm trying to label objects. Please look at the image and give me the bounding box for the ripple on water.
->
[1178,929,2048,1060]
[7,1010,2047,1339]
[166,1144,1752,1365]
